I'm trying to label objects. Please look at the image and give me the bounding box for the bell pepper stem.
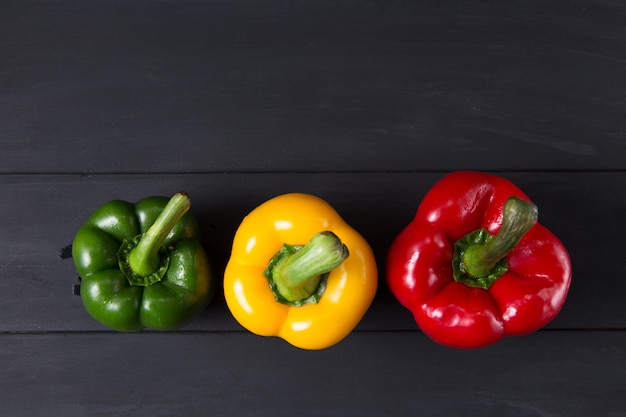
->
[127,192,191,277]
[268,231,349,304]
[462,196,538,279]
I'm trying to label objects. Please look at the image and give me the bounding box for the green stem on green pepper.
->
[119,192,190,286]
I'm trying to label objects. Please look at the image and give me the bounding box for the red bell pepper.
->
[386,171,571,349]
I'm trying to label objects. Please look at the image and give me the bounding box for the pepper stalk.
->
[453,196,538,289]
[118,192,191,286]
[264,231,350,306]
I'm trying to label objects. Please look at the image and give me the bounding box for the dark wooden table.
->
[2,1,625,415]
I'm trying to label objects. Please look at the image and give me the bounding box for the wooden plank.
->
[0,172,623,331]
[1,0,625,173]
[1,331,624,416]
[2,1,623,415]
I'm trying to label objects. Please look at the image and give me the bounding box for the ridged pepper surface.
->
[224,193,378,350]
[72,192,213,331]
[387,171,571,349]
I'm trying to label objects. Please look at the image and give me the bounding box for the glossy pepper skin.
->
[224,193,378,350]
[72,193,213,332]
[387,171,571,349]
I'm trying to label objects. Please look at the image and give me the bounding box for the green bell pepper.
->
[72,192,213,331]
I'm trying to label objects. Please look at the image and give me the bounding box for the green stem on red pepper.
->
[119,192,191,286]
[264,231,349,306]
[453,196,538,289]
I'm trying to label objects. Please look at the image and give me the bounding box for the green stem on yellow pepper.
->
[119,192,191,286]
[265,231,349,306]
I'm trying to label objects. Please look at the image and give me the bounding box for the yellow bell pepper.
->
[224,193,378,350]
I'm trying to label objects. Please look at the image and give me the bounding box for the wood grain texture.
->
[1,331,624,417]
[1,1,624,415]
[1,0,625,173]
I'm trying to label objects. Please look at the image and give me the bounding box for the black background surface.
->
[1,1,625,416]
